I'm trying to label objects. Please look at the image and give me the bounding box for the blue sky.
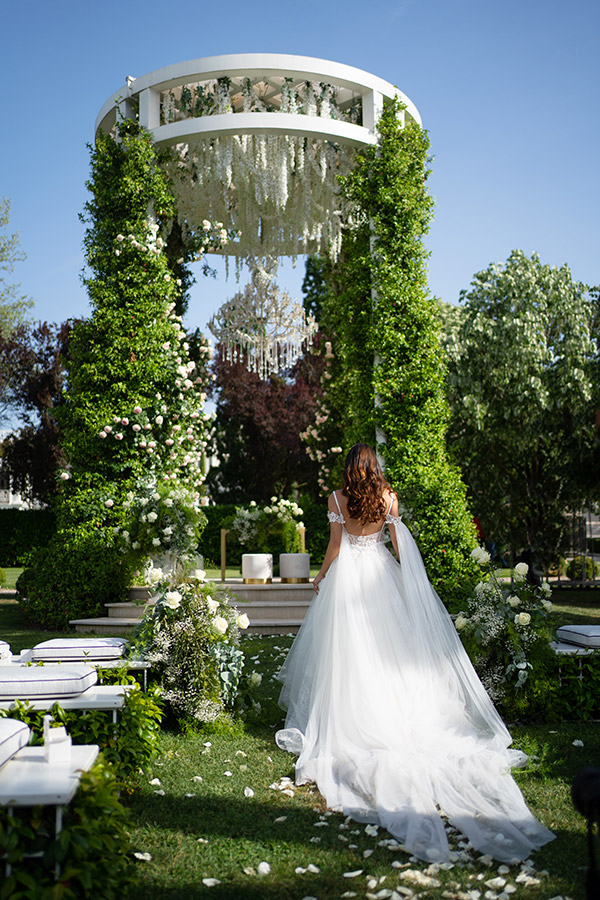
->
[1,0,598,335]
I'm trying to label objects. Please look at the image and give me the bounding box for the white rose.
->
[192,569,206,582]
[454,615,468,630]
[470,546,491,566]
[541,599,553,612]
[149,567,164,584]
[249,671,262,687]
[152,538,161,547]
[514,562,529,577]
[236,613,250,630]
[515,612,531,626]
[206,597,220,614]
[540,582,552,596]
[164,591,182,609]
[474,580,486,595]
[147,511,158,522]
[212,616,228,635]
[507,595,520,607]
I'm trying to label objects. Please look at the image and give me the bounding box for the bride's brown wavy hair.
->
[342,444,391,524]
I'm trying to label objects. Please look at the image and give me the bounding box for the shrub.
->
[0,567,5,586]
[0,679,163,781]
[566,555,600,581]
[0,756,137,898]
[0,508,55,567]
[17,525,136,629]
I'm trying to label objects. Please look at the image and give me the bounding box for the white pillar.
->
[140,88,161,130]
[362,89,383,133]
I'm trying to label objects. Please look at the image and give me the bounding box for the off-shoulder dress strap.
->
[385,491,403,527]
[327,491,345,526]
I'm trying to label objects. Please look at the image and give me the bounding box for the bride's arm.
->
[313,494,343,593]
[387,492,400,558]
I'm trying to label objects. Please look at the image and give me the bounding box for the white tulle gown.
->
[275,494,554,863]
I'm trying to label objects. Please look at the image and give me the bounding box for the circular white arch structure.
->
[96,53,422,259]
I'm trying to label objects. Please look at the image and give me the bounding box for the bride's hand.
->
[313,572,324,593]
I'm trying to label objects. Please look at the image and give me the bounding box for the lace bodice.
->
[327,498,402,555]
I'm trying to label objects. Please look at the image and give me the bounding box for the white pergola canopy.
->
[96,53,421,260]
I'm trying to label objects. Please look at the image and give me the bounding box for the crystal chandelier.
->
[208,258,318,380]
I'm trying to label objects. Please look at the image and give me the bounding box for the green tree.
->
[307,101,477,605]
[0,197,33,338]
[442,250,600,564]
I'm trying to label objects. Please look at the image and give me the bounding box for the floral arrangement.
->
[455,548,555,719]
[117,481,206,572]
[230,497,305,555]
[133,574,250,726]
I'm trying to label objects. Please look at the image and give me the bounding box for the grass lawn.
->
[0,588,599,897]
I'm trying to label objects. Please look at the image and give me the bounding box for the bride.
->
[276,443,554,863]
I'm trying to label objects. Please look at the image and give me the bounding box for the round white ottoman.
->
[242,553,273,584]
[279,553,310,583]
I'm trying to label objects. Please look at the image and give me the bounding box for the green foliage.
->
[0,509,56,567]
[22,120,217,626]
[441,251,600,563]
[227,498,304,570]
[0,196,33,341]
[0,566,4,586]
[549,653,600,721]
[133,578,247,728]
[0,680,163,780]
[457,552,556,719]
[566,555,600,581]
[310,100,477,604]
[18,524,136,628]
[0,756,137,899]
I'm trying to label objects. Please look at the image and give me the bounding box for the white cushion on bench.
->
[0,719,30,767]
[0,641,11,661]
[0,665,97,700]
[556,624,600,649]
[31,637,128,662]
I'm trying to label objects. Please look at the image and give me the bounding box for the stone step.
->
[70,615,302,636]
[70,617,141,636]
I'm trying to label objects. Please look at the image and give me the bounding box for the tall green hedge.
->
[0,509,55,566]
[318,100,477,606]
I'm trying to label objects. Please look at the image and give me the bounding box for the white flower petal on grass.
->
[309,837,321,843]
[341,893,358,898]
[184,793,195,798]
[274,816,287,823]
[282,788,295,797]
[203,741,212,747]
[149,778,161,786]
[300,896,318,900]
[235,750,248,757]
[224,771,233,777]
[201,878,221,887]
[306,863,320,873]
[363,849,373,858]
[257,861,271,876]
[365,824,379,836]
[573,739,584,747]
[153,789,165,796]
[239,764,248,772]
[295,866,307,874]
[197,838,209,844]
[192,775,203,782]
[244,787,255,797]
[134,851,153,861]
[343,870,364,878]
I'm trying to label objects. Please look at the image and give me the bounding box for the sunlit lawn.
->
[0,579,599,897]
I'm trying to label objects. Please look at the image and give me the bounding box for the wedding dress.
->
[275,493,554,863]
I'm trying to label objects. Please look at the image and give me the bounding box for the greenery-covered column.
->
[315,101,477,604]
[21,121,218,628]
